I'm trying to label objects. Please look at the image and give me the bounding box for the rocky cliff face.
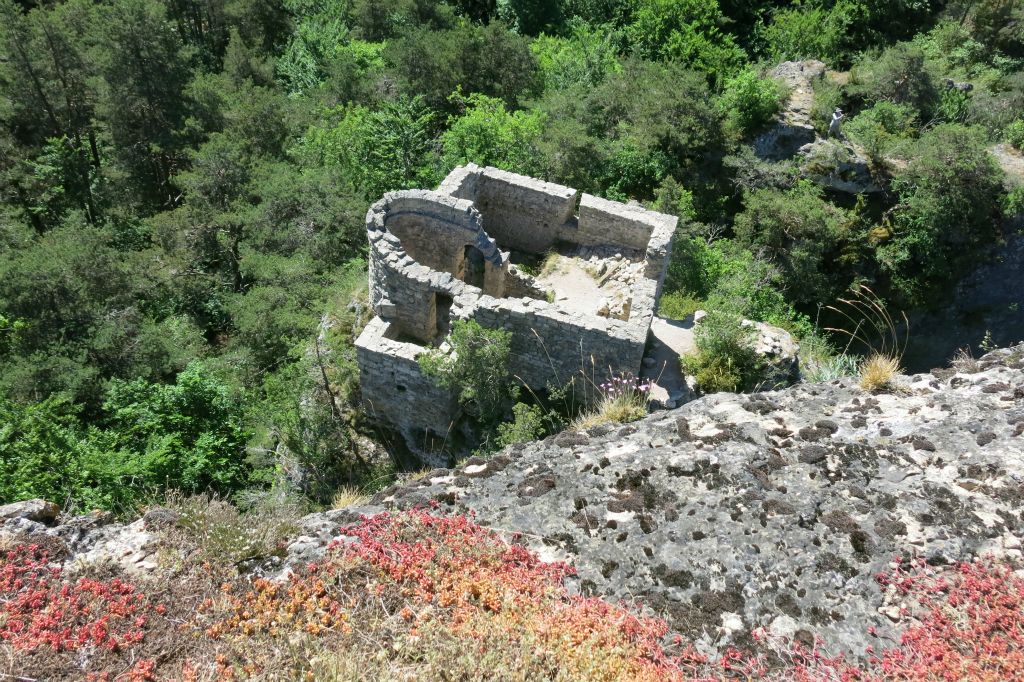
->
[295,345,1024,658]
[7,346,1024,662]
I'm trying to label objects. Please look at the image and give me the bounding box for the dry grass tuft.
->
[538,251,563,278]
[859,353,901,391]
[331,486,370,509]
[951,346,981,373]
[396,466,434,485]
[165,492,302,565]
[572,397,648,430]
[571,373,650,429]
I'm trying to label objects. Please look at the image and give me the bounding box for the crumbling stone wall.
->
[357,165,678,460]
[471,297,647,389]
[355,317,461,465]
[453,167,579,254]
[367,190,505,343]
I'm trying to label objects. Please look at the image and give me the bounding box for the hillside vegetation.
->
[1,0,1023,512]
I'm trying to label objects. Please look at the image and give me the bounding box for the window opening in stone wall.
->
[434,293,454,343]
[463,245,486,289]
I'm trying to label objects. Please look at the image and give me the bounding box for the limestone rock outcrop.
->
[798,138,882,194]
[753,60,824,161]
[0,503,162,575]
[296,345,1024,659]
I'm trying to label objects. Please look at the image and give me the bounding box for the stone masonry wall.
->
[355,317,460,464]
[573,193,658,251]
[471,168,579,254]
[358,166,679,459]
[437,166,678,272]
[468,296,646,389]
[367,190,502,342]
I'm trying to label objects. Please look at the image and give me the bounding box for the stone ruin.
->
[355,164,678,463]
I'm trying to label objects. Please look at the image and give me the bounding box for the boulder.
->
[0,498,60,524]
[799,138,882,194]
[744,319,801,386]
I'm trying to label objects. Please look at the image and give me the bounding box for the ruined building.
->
[355,164,678,463]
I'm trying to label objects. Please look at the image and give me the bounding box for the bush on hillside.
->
[1007,119,1024,150]
[843,101,919,164]
[0,363,253,514]
[879,124,1005,303]
[419,319,516,427]
[850,43,939,118]
[733,181,850,306]
[762,5,843,65]
[682,311,767,394]
[718,68,786,137]
[442,93,545,176]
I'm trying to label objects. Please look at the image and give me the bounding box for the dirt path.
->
[992,144,1024,188]
[641,315,696,408]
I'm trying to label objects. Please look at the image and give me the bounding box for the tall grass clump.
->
[165,491,303,565]
[572,371,651,430]
[824,284,908,392]
[858,353,902,391]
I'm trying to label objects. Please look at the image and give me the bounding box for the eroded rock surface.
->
[299,345,1024,658]
[754,60,825,161]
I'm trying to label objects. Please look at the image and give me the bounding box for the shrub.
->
[102,362,252,495]
[844,101,919,164]
[166,492,302,565]
[0,397,115,511]
[937,86,972,123]
[652,176,697,221]
[682,312,766,394]
[1,362,254,513]
[799,331,861,383]
[762,5,842,65]
[419,319,516,427]
[806,352,861,383]
[497,0,564,36]
[494,402,548,449]
[733,181,851,306]
[442,93,545,176]
[530,23,621,92]
[718,68,786,137]
[625,0,746,84]
[1005,186,1024,218]
[662,237,811,337]
[663,236,727,302]
[658,291,703,320]
[850,43,938,118]
[879,124,1004,303]
[1007,119,1024,150]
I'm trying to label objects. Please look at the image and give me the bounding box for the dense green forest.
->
[1,0,1022,513]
